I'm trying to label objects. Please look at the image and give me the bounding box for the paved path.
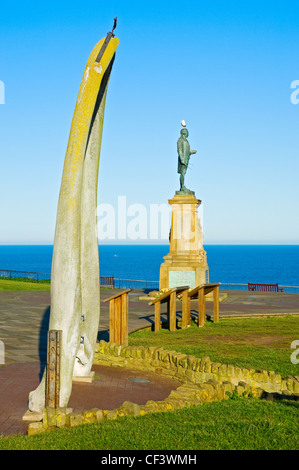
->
[0,362,181,436]
[0,288,298,365]
[0,288,298,436]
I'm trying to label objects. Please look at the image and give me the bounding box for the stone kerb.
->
[94,341,299,395]
[27,340,299,435]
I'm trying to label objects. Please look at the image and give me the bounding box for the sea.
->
[0,245,298,292]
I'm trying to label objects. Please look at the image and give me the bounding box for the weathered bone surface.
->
[28,35,119,412]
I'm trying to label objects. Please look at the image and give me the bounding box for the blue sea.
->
[0,245,298,291]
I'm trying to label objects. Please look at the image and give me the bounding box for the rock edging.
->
[27,340,299,435]
[94,341,299,395]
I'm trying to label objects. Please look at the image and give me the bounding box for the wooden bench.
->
[182,283,221,328]
[100,276,115,288]
[103,289,131,345]
[248,283,283,293]
[149,286,189,332]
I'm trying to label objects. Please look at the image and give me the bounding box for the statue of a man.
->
[177,122,197,194]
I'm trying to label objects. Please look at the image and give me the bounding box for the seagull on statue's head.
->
[181,120,186,127]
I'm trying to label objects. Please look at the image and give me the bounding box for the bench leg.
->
[198,288,205,327]
[154,302,161,332]
[169,292,177,331]
[114,296,122,345]
[109,299,115,343]
[121,293,129,345]
[182,290,190,329]
[213,286,219,323]
[155,302,161,331]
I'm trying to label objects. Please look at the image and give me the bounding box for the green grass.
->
[0,279,51,291]
[0,278,111,291]
[129,316,299,377]
[0,400,298,450]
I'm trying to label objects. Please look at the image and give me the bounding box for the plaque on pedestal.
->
[169,270,196,289]
[159,194,209,289]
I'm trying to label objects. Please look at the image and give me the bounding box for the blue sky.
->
[0,0,298,244]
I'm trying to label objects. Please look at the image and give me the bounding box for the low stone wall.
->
[28,340,299,435]
[28,378,258,436]
[94,341,299,395]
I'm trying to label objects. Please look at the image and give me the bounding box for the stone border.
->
[95,341,299,395]
[28,341,299,435]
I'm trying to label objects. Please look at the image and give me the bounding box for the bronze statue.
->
[177,122,197,194]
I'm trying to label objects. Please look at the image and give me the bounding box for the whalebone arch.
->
[28,33,119,413]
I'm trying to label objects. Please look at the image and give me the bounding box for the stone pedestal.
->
[159,194,209,290]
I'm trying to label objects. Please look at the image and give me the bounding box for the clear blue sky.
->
[0,0,298,244]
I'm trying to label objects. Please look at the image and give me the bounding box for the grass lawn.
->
[0,279,50,291]
[129,316,299,377]
[0,399,298,450]
[0,279,112,292]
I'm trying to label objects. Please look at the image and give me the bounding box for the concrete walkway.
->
[0,288,298,437]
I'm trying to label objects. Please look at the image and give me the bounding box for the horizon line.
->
[0,242,298,246]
